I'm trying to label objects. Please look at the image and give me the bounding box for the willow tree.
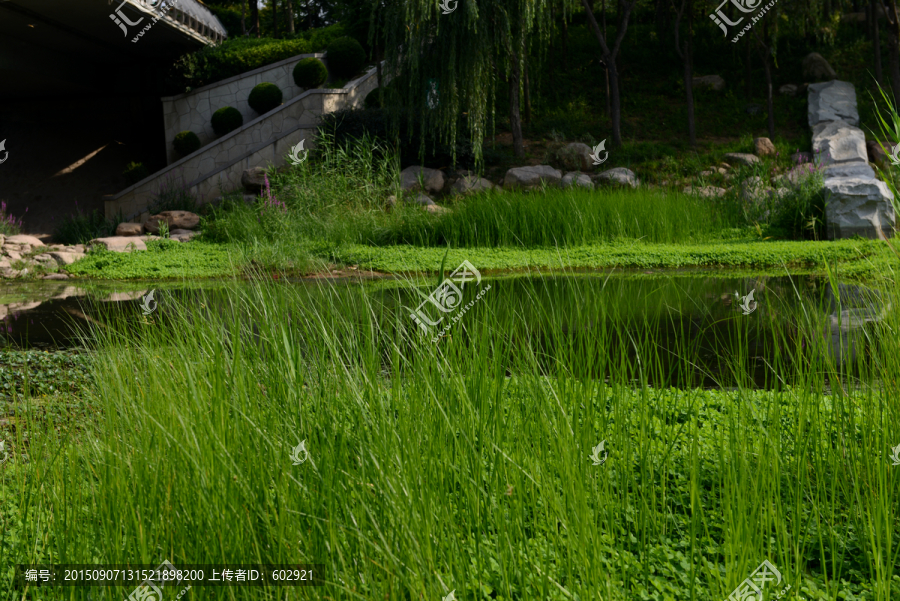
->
[378,0,554,164]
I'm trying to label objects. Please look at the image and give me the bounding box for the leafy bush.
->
[173,131,201,158]
[54,203,123,245]
[293,58,328,89]
[165,25,345,93]
[123,162,149,186]
[248,82,283,114]
[149,175,199,214]
[211,106,244,136]
[319,107,477,169]
[325,37,366,79]
[0,201,25,236]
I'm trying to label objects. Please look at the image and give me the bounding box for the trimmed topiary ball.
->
[248,82,283,115]
[173,131,201,157]
[326,37,366,79]
[293,58,328,89]
[211,106,244,136]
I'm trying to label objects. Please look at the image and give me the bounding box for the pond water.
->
[0,274,890,389]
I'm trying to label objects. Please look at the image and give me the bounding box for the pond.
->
[0,273,889,390]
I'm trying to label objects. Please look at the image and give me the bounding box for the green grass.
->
[1,272,898,600]
[64,239,240,280]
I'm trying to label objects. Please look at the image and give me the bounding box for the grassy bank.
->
[1,273,898,599]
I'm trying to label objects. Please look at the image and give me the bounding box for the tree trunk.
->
[251,0,259,37]
[241,0,246,34]
[874,0,884,83]
[745,36,752,98]
[888,31,900,103]
[608,59,623,145]
[763,52,775,139]
[524,62,532,124]
[508,55,525,158]
[287,0,295,34]
[562,14,569,71]
[655,0,669,46]
[684,0,695,146]
[273,0,278,39]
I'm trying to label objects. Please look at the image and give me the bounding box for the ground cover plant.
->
[1,269,898,600]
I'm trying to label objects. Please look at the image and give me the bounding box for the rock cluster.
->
[105,210,203,248]
[807,80,895,239]
[0,235,86,279]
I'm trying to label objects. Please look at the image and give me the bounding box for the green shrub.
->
[123,162,150,186]
[173,131,201,158]
[248,83,283,114]
[293,58,328,89]
[0,201,23,236]
[165,24,345,93]
[54,204,123,245]
[211,106,244,136]
[149,175,199,214]
[326,37,366,79]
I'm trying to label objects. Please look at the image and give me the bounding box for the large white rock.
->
[723,152,759,166]
[808,80,859,127]
[88,237,148,252]
[822,161,875,180]
[824,177,896,239]
[559,143,595,171]
[451,175,496,196]
[812,121,867,165]
[593,167,637,188]
[400,166,445,194]
[503,165,562,189]
[560,171,594,189]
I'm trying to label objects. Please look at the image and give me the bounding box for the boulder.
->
[400,166,445,194]
[170,230,200,242]
[808,80,859,127]
[451,175,496,196]
[724,152,760,166]
[754,137,777,157]
[802,52,837,82]
[811,121,867,165]
[88,237,147,252]
[116,222,144,237]
[386,195,398,209]
[779,84,798,97]
[593,167,637,188]
[143,211,201,234]
[409,193,435,206]
[682,186,727,198]
[503,165,563,189]
[241,167,268,192]
[559,142,595,171]
[741,176,770,202]
[424,204,449,214]
[5,235,44,247]
[866,140,891,168]
[42,273,69,280]
[560,171,594,189]
[692,75,725,91]
[47,252,84,266]
[824,177,896,239]
[822,161,876,180]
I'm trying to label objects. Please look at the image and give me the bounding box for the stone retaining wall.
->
[161,53,330,165]
[106,64,381,221]
[807,80,896,239]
